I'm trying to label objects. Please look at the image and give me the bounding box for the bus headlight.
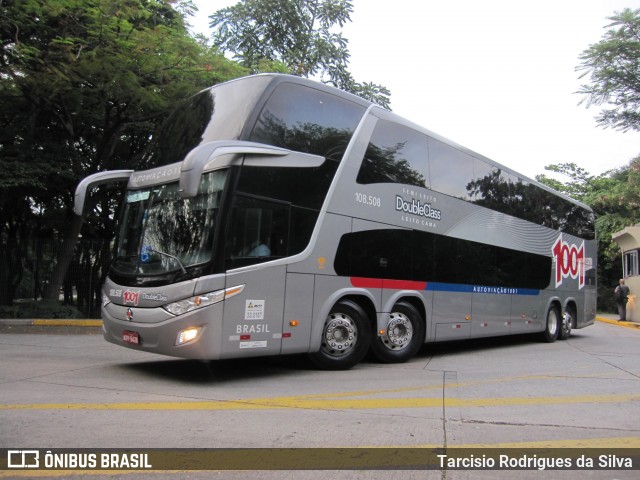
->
[162,284,245,316]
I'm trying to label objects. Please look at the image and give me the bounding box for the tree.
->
[572,7,640,309]
[209,0,391,108]
[0,0,245,308]
[577,8,640,131]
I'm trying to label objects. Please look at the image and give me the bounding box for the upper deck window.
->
[249,82,366,161]
[356,120,429,188]
[139,76,271,169]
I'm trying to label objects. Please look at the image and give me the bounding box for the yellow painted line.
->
[596,316,640,329]
[2,393,639,411]
[32,319,102,327]
[234,373,614,403]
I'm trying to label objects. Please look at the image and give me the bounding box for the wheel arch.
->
[545,297,563,320]
[564,298,578,320]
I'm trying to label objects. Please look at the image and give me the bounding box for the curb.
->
[596,316,640,329]
[0,319,102,327]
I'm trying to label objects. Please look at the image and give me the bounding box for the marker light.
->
[102,292,111,307]
[163,285,245,316]
[176,326,202,345]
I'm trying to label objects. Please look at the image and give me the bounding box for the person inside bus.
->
[615,278,630,321]
[243,240,271,257]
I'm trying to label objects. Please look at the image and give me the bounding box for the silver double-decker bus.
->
[75,74,596,369]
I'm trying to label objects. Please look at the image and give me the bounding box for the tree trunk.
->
[42,214,83,301]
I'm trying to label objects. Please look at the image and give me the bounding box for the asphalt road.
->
[1,319,639,479]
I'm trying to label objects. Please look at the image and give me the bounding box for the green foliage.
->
[573,7,640,308]
[209,0,391,108]
[577,8,640,131]
[0,0,246,306]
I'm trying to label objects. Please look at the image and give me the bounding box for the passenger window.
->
[237,165,334,211]
[225,195,289,269]
[467,158,499,203]
[428,138,474,200]
[356,120,429,188]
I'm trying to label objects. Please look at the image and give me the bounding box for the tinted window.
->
[356,120,429,188]
[236,164,336,211]
[140,91,214,169]
[290,206,319,256]
[468,158,498,203]
[233,82,366,261]
[335,229,551,290]
[140,77,271,169]
[466,160,595,240]
[429,138,475,200]
[225,194,320,269]
[249,83,366,162]
[334,229,413,280]
[356,122,595,240]
[225,195,289,269]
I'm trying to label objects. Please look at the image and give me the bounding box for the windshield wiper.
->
[149,249,187,275]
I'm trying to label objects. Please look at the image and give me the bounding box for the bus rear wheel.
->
[541,305,560,343]
[308,300,371,370]
[370,302,425,363]
[558,306,574,340]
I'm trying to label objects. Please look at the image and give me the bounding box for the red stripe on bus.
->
[350,277,427,290]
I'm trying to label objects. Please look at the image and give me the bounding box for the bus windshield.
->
[113,170,228,276]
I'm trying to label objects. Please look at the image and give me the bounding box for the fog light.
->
[176,326,202,346]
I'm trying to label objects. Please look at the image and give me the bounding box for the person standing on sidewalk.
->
[615,279,631,321]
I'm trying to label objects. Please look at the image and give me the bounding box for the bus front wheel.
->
[541,305,560,343]
[370,302,424,363]
[308,300,372,370]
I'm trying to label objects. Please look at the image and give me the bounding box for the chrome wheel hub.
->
[322,313,357,356]
[383,312,413,350]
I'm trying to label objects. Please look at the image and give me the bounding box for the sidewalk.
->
[594,313,640,329]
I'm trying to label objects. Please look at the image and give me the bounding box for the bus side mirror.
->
[74,170,133,216]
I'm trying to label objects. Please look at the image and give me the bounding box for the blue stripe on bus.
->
[426,282,540,296]
[350,277,541,296]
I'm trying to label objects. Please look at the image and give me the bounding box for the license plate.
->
[122,330,140,345]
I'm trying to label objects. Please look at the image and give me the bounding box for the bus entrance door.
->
[222,266,286,357]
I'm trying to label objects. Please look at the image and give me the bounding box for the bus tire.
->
[541,304,560,343]
[370,302,425,363]
[558,305,575,340]
[308,300,372,370]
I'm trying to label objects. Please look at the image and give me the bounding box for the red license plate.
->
[122,330,140,345]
